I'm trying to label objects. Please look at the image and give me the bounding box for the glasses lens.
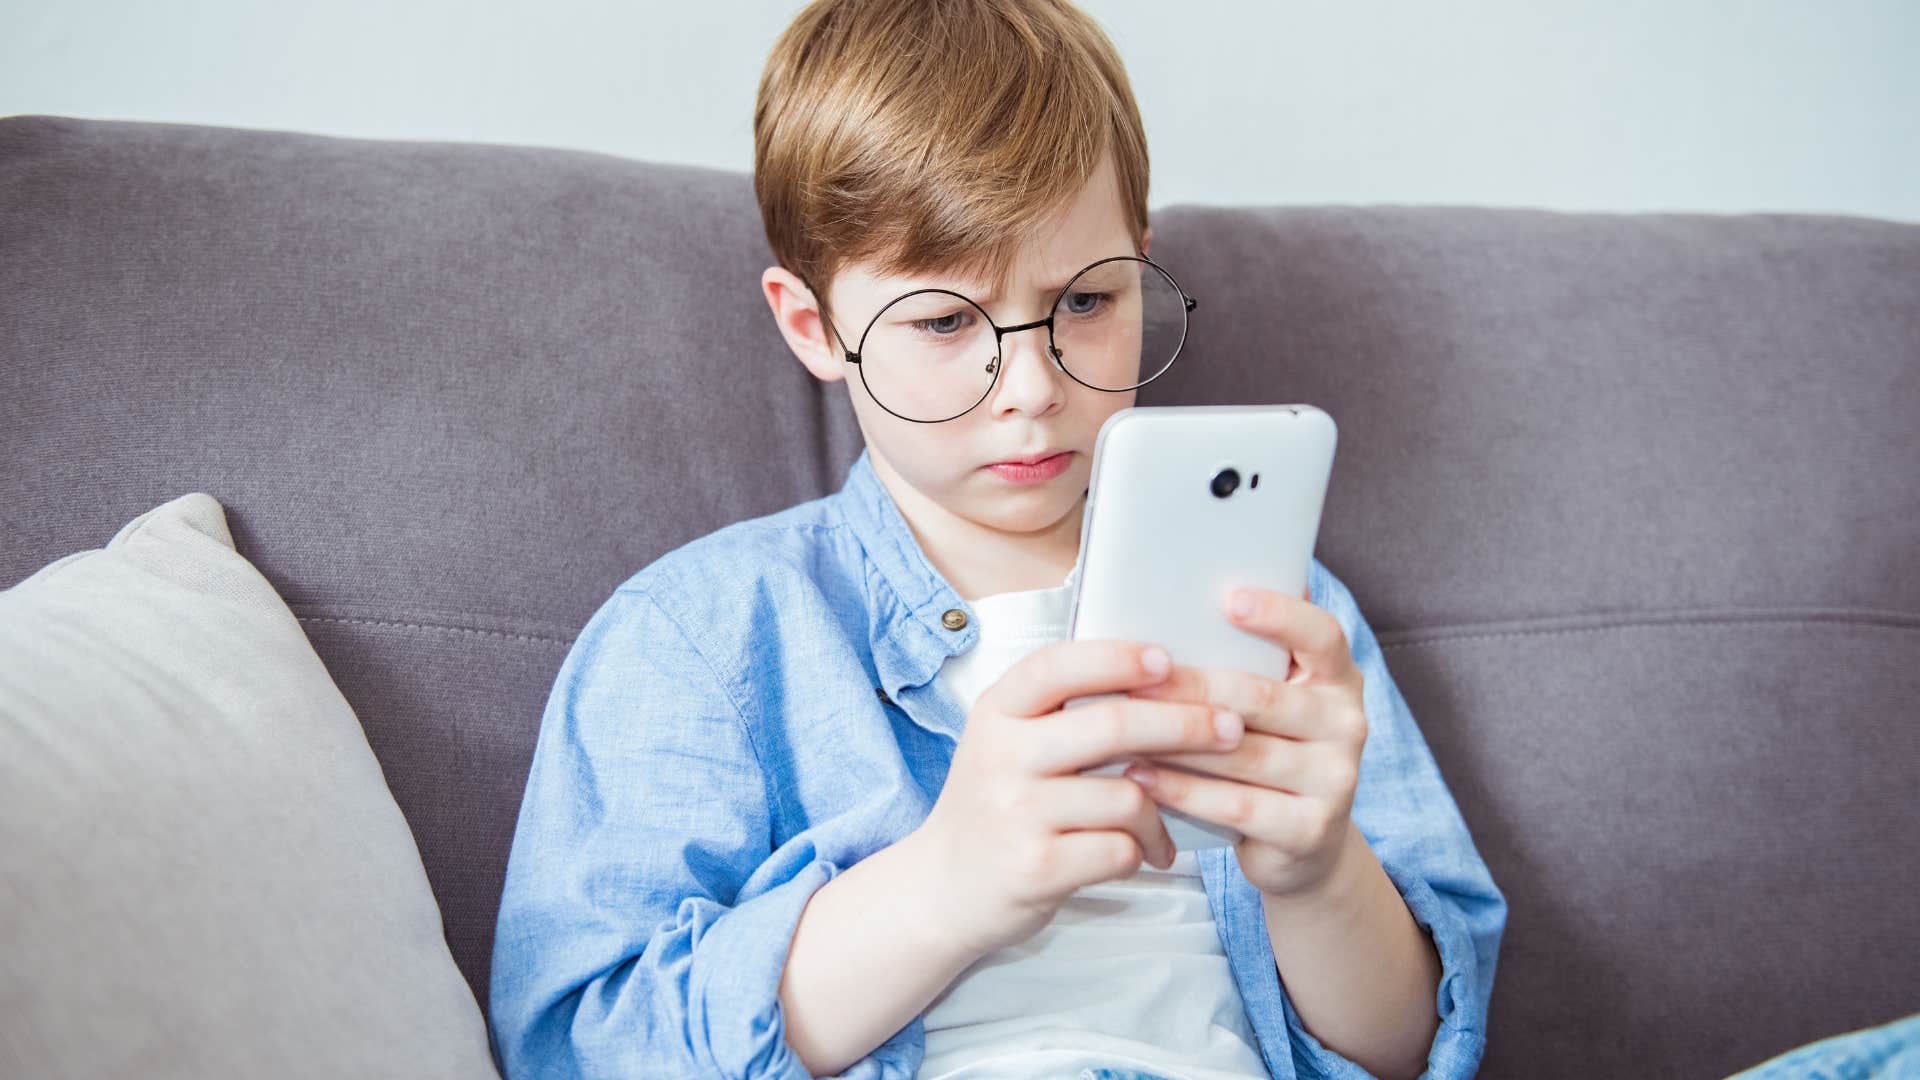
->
[858,290,1000,422]
[1049,258,1188,391]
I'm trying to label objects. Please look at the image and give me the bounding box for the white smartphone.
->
[1066,404,1338,851]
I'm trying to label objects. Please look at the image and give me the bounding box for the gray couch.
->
[2,114,1915,1079]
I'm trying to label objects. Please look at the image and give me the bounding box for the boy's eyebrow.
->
[960,270,1099,305]
[884,253,1134,305]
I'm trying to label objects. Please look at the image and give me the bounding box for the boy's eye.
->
[908,311,972,336]
[1062,291,1109,316]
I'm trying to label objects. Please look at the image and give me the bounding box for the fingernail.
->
[1214,709,1243,742]
[1230,590,1256,619]
[1124,764,1157,789]
[1142,646,1170,677]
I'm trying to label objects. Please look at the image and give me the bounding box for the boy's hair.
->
[754,0,1151,340]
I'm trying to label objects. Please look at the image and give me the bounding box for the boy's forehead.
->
[838,150,1137,303]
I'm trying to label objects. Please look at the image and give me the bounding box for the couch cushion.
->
[0,493,500,1079]
[0,114,847,1010]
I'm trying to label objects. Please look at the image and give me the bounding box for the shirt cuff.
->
[1278,863,1488,1080]
[692,853,927,1079]
[689,855,842,1078]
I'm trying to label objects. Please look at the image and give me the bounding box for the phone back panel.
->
[1066,404,1337,849]
[1069,404,1337,677]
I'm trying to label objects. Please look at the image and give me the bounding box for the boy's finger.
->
[1027,695,1239,776]
[1131,664,1338,742]
[1227,586,1356,686]
[990,638,1171,718]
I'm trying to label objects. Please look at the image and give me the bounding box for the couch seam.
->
[293,614,574,647]
[1379,606,1919,650]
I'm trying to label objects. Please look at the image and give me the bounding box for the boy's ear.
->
[761,266,846,384]
[1141,225,1152,258]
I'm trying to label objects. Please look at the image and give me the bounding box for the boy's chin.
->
[960,485,1084,532]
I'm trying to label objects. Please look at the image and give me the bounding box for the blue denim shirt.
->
[489,447,1507,1080]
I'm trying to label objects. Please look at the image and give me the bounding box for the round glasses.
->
[808,255,1197,424]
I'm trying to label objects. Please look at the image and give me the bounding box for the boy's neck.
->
[867,451,1082,602]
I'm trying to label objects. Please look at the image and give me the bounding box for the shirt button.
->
[941,608,969,631]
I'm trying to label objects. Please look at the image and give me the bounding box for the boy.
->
[488,1,1506,1078]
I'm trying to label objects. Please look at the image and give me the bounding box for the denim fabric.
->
[1078,1069,1181,1080]
[1725,1012,1920,1080]
[488,447,1507,1080]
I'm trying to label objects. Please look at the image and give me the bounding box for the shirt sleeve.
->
[1280,562,1509,1080]
[487,585,922,1079]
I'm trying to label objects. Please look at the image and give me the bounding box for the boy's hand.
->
[909,638,1247,961]
[1121,584,1369,900]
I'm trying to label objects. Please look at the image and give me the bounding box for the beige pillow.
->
[0,493,499,1079]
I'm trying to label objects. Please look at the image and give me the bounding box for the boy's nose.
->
[990,328,1066,416]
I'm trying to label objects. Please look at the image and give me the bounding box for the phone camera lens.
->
[1210,467,1240,499]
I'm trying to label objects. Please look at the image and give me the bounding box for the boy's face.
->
[763,151,1151,554]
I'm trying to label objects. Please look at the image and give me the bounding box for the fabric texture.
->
[0,492,499,1080]
[1722,1012,1920,1080]
[488,447,1506,1079]
[920,575,1270,1080]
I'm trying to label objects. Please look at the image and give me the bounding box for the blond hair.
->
[753,0,1151,342]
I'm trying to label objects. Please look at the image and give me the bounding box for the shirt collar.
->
[831,448,981,704]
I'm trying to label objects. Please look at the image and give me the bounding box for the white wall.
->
[4,0,1914,221]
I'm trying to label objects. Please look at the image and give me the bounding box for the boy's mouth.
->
[990,449,1069,466]
[983,451,1074,484]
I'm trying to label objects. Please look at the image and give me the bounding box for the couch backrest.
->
[4,115,1915,1079]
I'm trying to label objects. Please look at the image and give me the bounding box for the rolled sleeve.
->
[1279,562,1508,1080]
[678,855,925,1079]
[489,586,914,1079]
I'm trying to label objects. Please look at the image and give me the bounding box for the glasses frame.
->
[803,253,1198,424]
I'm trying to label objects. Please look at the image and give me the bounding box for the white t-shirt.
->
[916,565,1269,1080]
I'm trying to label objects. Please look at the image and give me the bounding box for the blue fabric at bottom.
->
[1725,1012,1920,1080]
[1076,1069,1180,1080]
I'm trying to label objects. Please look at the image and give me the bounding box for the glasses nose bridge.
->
[991,313,1059,368]
[992,313,1052,342]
